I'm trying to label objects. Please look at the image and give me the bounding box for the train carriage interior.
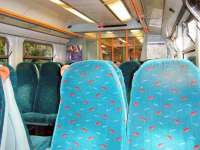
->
[0,0,200,150]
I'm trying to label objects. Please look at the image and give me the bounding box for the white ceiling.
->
[63,0,121,25]
[0,0,171,34]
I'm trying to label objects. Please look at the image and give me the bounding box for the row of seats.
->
[51,59,200,149]
[0,65,51,150]
[16,62,61,126]
[0,59,199,150]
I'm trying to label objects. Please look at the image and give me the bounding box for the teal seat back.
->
[128,59,200,150]
[6,65,17,94]
[51,60,127,150]
[119,61,140,103]
[16,63,39,113]
[34,62,61,114]
[0,80,5,147]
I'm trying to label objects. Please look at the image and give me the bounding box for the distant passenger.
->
[114,61,121,66]
[60,65,70,76]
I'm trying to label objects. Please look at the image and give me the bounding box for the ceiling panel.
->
[63,0,121,25]
[0,15,71,38]
[141,0,164,33]
[0,0,87,27]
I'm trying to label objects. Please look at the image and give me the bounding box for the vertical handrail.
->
[125,30,129,61]
[111,38,114,61]
[130,0,149,32]
[98,32,102,59]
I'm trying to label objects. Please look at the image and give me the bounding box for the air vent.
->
[98,24,127,28]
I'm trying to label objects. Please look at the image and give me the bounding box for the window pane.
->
[0,59,8,64]
[0,37,7,56]
[23,59,51,63]
[23,41,53,62]
[0,37,8,63]
[187,19,197,42]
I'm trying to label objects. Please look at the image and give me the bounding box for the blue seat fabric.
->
[127,59,200,150]
[51,60,127,150]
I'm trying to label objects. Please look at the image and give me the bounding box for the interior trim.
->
[0,8,81,37]
[169,5,186,38]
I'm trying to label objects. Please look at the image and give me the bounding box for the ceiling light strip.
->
[49,0,95,23]
[102,0,131,22]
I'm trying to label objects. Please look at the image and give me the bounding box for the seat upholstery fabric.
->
[127,59,200,150]
[51,60,127,150]
[24,62,61,126]
[0,80,5,147]
[34,62,61,114]
[16,63,39,113]
[108,61,127,101]
[1,66,51,150]
[23,112,56,126]
[119,61,140,104]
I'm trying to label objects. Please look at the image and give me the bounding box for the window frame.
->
[23,40,54,62]
[186,18,197,43]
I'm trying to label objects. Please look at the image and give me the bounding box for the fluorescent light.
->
[50,0,65,5]
[101,45,106,48]
[106,31,113,34]
[118,38,127,43]
[136,37,144,43]
[188,19,197,41]
[49,0,95,23]
[131,30,143,37]
[65,8,95,23]
[139,39,144,43]
[104,0,131,22]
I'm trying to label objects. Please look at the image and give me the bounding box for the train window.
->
[187,19,197,42]
[23,41,53,63]
[0,36,9,63]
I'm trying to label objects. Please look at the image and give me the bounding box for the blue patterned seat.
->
[51,60,127,150]
[108,61,127,103]
[127,59,200,150]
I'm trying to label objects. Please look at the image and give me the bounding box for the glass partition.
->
[84,30,144,63]
[98,30,143,63]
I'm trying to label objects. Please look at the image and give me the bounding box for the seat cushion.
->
[128,59,200,150]
[51,60,127,150]
[23,112,57,126]
[30,136,51,150]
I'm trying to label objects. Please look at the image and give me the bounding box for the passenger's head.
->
[61,65,70,76]
[0,65,10,81]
